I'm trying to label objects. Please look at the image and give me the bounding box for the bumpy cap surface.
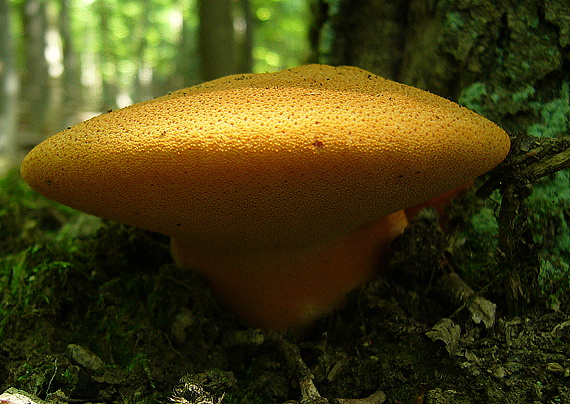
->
[21,64,510,255]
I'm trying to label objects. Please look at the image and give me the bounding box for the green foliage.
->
[251,0,311,72]
[7,0,311,111]
[67,0,199,93]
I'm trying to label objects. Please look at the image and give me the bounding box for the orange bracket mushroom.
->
[20,65,510,334]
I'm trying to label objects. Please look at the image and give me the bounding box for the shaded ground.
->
[1,170,569,404]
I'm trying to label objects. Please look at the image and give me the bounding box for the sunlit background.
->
[0,0,312,170]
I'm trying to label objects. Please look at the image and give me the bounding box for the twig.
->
[477,133,570,311]
[265,331,386,404]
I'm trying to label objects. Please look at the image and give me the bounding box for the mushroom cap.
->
[21,64,510,255]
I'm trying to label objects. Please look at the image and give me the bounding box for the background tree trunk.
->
[198,0,252,81]
[98,0,119,111]
[132,1,152,104]
[324,0,411,80]
[0,0,19,169]
[236,0,254,74]
[17,0,51,139]
[59,0,81,129]
[198,0,238,81]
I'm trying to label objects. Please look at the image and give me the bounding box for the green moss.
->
[527,82,570,138]
[0,169,99,253]
[0,170,182,401]
[458,82,488,115]
[527,171,570,293]
[459,81,569,136]
[451,194,503,287]
[444,11,466,31]
[511,85,536,104]
[0,170,97,339]
[469,205,500,241]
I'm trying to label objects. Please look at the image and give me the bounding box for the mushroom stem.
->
[171,211,408,333]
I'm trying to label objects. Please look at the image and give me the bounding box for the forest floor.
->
[1,169,569,404]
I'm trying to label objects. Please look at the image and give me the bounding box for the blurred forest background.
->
[0,0,312,171]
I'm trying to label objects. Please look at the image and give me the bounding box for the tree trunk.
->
[324,0,411,81]
[132,1,153,103]
[198,0,242,81]
[0,0,19,168]
[18,0,51,140]
[59,0,81,128]
[236,0,254,74]
[98,0,119,111]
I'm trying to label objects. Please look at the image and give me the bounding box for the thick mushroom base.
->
[170,211,408,334]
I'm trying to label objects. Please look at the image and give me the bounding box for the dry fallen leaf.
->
[426,318,461,355]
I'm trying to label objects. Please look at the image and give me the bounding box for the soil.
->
[1,171,569,404]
